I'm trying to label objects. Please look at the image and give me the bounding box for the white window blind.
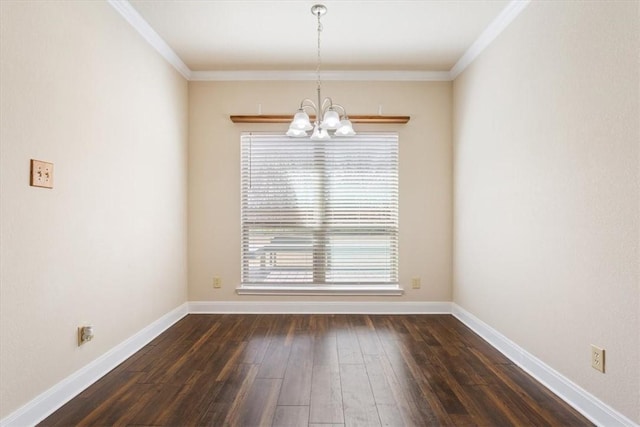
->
[241,132,398,289]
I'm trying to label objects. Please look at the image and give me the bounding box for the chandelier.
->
[286,4,356,140]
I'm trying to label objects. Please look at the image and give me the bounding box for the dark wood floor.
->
[40,314,591,427]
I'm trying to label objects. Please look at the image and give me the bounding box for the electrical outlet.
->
[411,277,421,289]
[30,159,53,189]
[591,345,605,373]
[213,277,222,288]
[78,326,94,346]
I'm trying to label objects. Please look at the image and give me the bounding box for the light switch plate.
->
[30,159,53,188]
[591,345,605,373]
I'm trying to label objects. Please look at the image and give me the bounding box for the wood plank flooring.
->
[40,314,592,426]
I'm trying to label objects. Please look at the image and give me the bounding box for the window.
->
[239,132,400,294]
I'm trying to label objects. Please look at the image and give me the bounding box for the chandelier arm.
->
[320,97,334,116]
[299,98,318,111]
[330,103,348,118]
[299,99,318,125]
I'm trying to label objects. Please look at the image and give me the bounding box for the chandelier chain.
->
[316,10,322,93]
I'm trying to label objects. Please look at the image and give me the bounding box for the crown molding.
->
[190,70,452,82]
[450,0,531,79]
[107,0,192,80]
[109,0,529,82]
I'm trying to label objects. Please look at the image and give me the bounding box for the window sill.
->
[236,284,404,296]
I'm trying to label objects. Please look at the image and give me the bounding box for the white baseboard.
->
[188,300,452,314]
[451,303,639,427]
[0,303,189,427]
[3,301,636,427]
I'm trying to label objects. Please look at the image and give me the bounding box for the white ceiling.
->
[127,0,513,73]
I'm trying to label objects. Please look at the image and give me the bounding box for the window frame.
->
[237,132,403,296]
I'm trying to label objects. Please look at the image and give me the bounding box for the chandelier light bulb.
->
[320,109,341,130]
[286,127,310,137]
[335,119,356,136]
[291,110,313,131]
[310,125,330,140]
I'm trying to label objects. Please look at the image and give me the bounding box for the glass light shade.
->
[320,109,340,130]
[334,119,356,136]
[291,110,313,131]
[286,127,309,137]
[310,125,330,140]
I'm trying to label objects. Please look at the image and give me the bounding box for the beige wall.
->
[0,1,188,418]
[453,1,639,423]
[188,81,452,302]
[4,0,636,423]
